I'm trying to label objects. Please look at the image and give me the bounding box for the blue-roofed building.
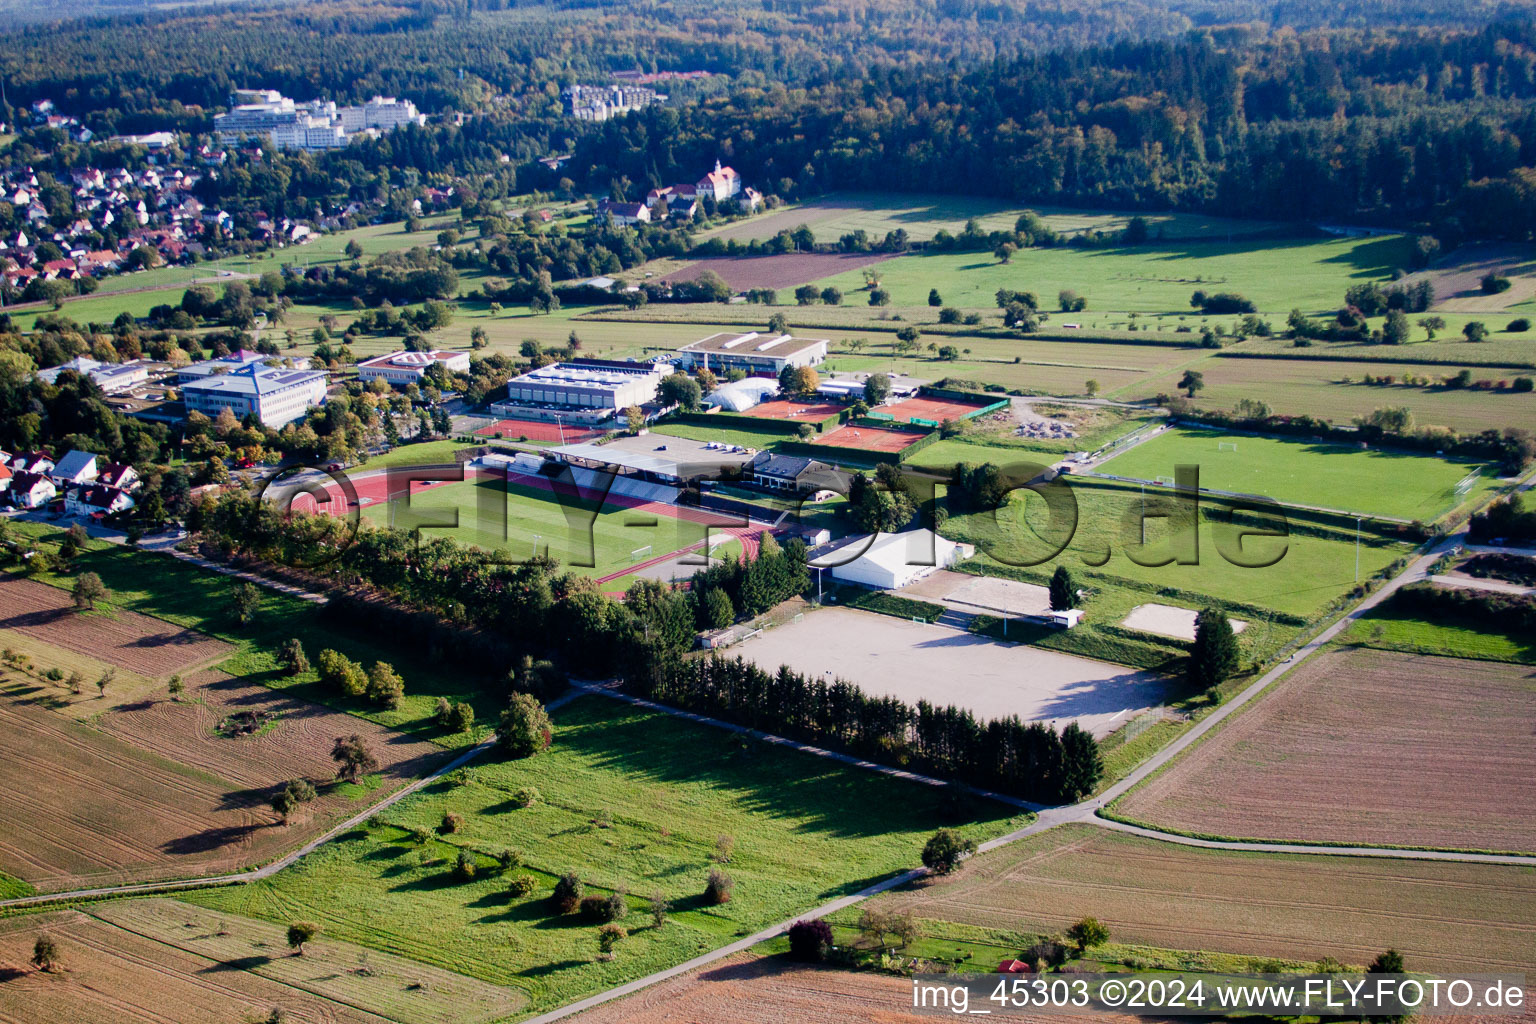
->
[180,362,328,427]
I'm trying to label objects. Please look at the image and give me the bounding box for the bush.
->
[507,874,537,898]
[553,871,583,913]
[788,918,834,962]
[439,811,464,834]
[704,867,734,905]
[1514,377,1534,393]
[1507,318,1531,333]
[581,892,629,922]
[452,848,477,881]
[512,786,539,808]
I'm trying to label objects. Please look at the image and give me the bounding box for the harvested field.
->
[471,417,607,443]
[1397,241,1536,313]
[879,824,1536,972]
[661,251,891,291]
[881,394,998,424]
[90,899,525,1024]
[97,669,446,794]
[570,953,975,1024]
[0,909,389,1024]
[0,575,231,678]
[743,398,844,422]
[1121,603,1246,642]
[0,667,447,891]
[1117,649,1536,852]
[817,423,931,452]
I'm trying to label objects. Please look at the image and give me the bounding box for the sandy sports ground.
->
[1117,648,1536,852]
[1121,603,1246,642]
[731,606,1166,736]
[745,398,845,422]
[816,423,931,453]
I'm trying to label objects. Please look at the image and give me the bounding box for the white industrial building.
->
[812,529,973,590]
[491,359,669,425]
[180,363,328,427]
[356,349,470,386]
[704,377,779,412]
[176,349,310,384]
[673,332,827,377]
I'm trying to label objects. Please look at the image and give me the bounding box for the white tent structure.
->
[704,377,779,412]
[814,529,973,590]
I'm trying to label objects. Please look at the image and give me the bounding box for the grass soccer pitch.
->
[185,696,1025,1015]
[1096,426,1495,521]
[359,476,733,579]
[941,477,1410,619]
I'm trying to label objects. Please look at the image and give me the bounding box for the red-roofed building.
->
[696,160,742,202]
[997,959,1033,974]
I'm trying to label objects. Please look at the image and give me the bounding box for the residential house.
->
[51,450,99,488]
[747,451,838,494]
[66,484,135,517]
[0,463,11,496]
[9,471,57,509]
[97,462,140,492]
[11,452,55,475]
[595,200,650,226]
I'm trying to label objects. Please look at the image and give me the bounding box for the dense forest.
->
[3,1,1536,237]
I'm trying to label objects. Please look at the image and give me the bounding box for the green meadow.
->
[187,695,1026,1014]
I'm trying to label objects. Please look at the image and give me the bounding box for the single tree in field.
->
[72,572,107,610]
[767,311,789,335]
[278,638,309,676]
[648,891,669,928]
[498,693,553,758]
[287,921,319,956]
[552,871,583,913]
[230,582,260,626]
[1382,309,1411,345]
[96,668,115,698]
[1463,321,1488,342]
[168,674,185,701]
[365,661,404,708]
[331,734,379,782]
[921,828,977,875]
[1067,916,1110,953]
[994,242,1016,264]
[31,934,59,972]
[928,288,943,306]
[788,919,833,962]
[1178,369,1205,398]
[1416,315,1445,340]
[858,906,893,947]
[1049,566,1078,611]
[1084,379,1099,397]
[1188,607,1239,688]
[597,923,627,960]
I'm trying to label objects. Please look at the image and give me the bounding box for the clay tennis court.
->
[473,417,607,443]
[743,399,843,422]
[882,394,998,424]
[817,423,931,452]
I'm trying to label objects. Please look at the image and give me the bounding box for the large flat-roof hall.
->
[673,332,828,376]
[492,359,670,425]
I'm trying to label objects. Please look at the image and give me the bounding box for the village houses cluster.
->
[596,160,762,226]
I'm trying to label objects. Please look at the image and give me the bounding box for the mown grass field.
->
[1122,354,1536,434]
[186,695,1026,1015]
[941,477,1409,619]
[874,823,1536,973]
[1097,426,1494,521]
[803,235,1410,317]
[360,476,713,578]
[701,192,1293,245]
[1343,605,1536,663]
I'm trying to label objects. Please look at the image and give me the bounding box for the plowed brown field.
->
[0,575,230,678]
[1117,649,1536,852]
[0,910,389,1024]
[879,825,1536,973]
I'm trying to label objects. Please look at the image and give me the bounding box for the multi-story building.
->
[672,331,828,377]
[214,91,425,151]
[36,356,151,393]
[180,363,328,427]
[356,349,471,387]
[491,359,670,425]
[563,84,662,122]
[176,349,310,384]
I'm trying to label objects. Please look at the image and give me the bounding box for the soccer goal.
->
[1454,471,1479,498]
[1217,441,1239,452]
[630,545,653,563]
[1153,475,1176,487]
